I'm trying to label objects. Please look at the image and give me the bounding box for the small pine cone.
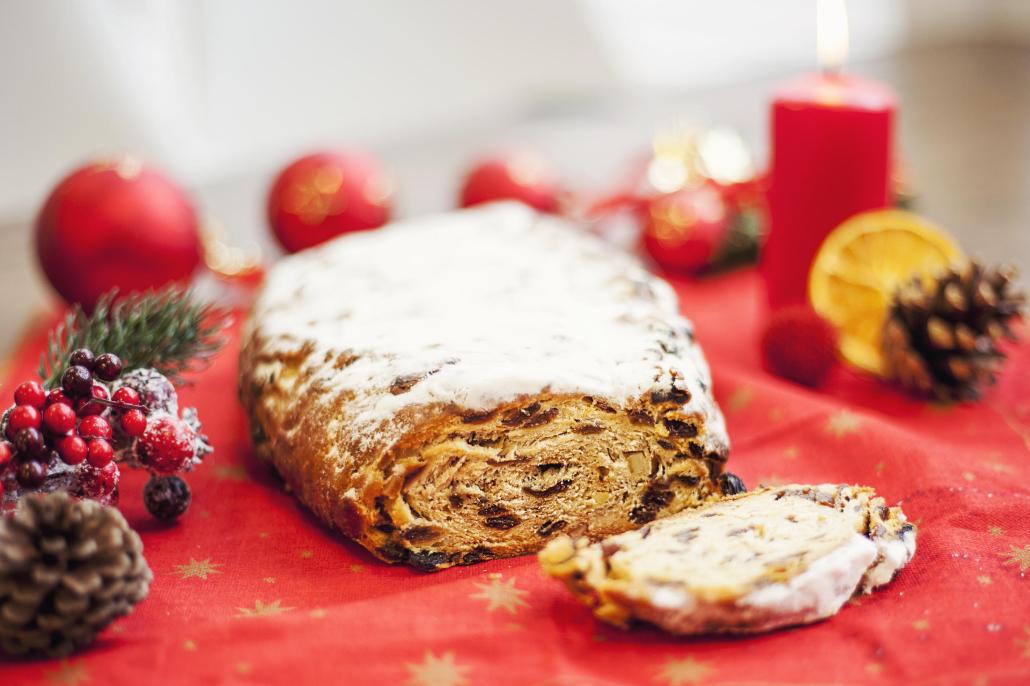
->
[883,261,1026,401]
[0,492,152,657]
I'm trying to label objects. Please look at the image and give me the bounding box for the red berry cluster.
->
[1,353,206,519]
[0,349,133,502]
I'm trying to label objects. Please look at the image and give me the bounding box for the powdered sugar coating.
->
[246,202,727,450]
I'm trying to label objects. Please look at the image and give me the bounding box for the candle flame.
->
[817,0,849,72]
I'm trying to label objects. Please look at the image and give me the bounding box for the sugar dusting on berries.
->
[0,346,212,521]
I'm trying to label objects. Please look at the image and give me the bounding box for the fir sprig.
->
[39,287,231,387]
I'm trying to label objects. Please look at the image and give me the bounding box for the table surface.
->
[3,270,1029,686]
[1,45,1028,354]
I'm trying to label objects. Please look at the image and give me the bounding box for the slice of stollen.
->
[539,484,916,634]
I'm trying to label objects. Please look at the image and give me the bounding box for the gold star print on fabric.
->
[826,410,862,438]
[913,619,931,631]
[984,460,1016,475]
[963,471,976,482]
[978,575,993,586]
[236,599,294,618]
[174,558,223,580]
[310,608,328,619]
[657,657,713,685]
[236,662,253,676]
[989,525,1005,537]
[44,661,90,686]
[214,465,248,481]
[263,577,276,584]
[470,574,529,614]
[300,550,314,559]
[1001,545,1030,573]
[183,639,198,652]
[994,405,1030,453]
[1017,627,1030,658]
[727,387,754,413]
[783,446,799,459]
[405,650,471,686]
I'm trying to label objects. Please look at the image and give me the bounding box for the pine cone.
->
[0,492,152,657]
[883,261,1026,401]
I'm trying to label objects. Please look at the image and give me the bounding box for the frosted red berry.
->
[74,461,120,500]
[0,441,11,467]
[69,348,96,370]
[121,409,147,437]
[43,402,77,435]
[112,386,140,406]
[138,416,195,474]
[14,380,46,408]
[94,353,123,382]
[46,388,71,406]
[62,365,93,397]
[87,438,114,467]
[16,459,48,488]
[78,415,112,440]
[8,405,41,432]
[56,435,88,465]
[76,384,109,417]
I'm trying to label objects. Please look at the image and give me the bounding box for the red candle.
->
[762,0,896,309]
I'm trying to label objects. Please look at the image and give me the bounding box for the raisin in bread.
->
[239,203,732,570]
[539,484,916,633]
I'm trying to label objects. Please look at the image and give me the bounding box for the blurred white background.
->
[0,0,1028,351]
[2,0,1029,221]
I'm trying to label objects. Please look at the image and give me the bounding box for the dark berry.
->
[8,405,41,432]
[16,459,47,488]
[13,427,45,457]
[720,472,747,496]
[112,386,140,406]
[87,438,114,467]
[76,384,109,417]
[138,416,195,473]
[46,388,71,406]
[62,365,94,397]
[56,435,88,465]
[43,402,77,435]
[93,353,123,382]
[13,380,46,408]
[143,475,192,520]
[121,409,147,437]
[69,348,96,370]
[0,441,11,467]
[74,461,120,501]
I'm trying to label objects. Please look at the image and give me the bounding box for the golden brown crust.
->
[237,205,732,570]
[240,331,729,570]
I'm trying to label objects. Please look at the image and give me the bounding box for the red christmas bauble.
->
[640,184,731,273]
[36,158,202,310]
[267,151,394,253]
[761,305,839,387]
[458,152,561,213]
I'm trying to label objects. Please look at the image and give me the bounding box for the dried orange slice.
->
[808,209,963,376]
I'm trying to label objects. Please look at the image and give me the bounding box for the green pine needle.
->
[39,287,232,387]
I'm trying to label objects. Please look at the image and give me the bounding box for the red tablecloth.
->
[2,269,1029,686]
